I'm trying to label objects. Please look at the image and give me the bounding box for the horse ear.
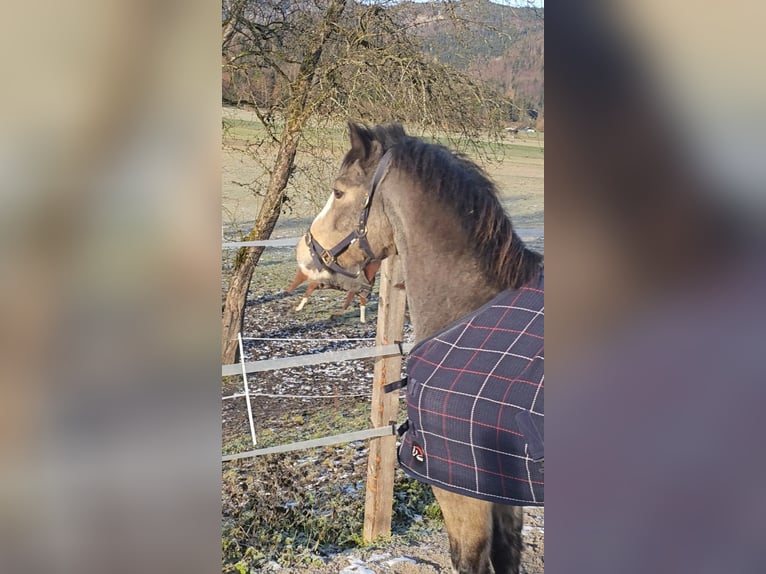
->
[348,121,372,159]
[369,140,383,162]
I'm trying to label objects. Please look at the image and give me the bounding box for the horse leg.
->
[490,504,524,574]
[330,290,356,318]
[286,269,308,293]
[432,486,493,574]
[295,282,318,312]
[341,290,355,311]
[359,294,367,324]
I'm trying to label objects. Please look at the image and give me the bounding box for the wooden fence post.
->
[363,255,407,542]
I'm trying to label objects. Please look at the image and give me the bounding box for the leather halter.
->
[306,151,393,278]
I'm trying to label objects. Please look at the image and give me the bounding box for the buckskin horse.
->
[297,122,543,574]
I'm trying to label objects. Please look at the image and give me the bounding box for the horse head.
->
[297,122,403,285]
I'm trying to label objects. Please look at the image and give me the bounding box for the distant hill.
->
[399,0,544,122]
[222,0,543,125]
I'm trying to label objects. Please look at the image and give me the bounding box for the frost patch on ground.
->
[340,558,377,574]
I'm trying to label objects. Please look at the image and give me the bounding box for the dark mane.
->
[386,129,542,290]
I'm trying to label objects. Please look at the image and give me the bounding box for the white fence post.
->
[237,332,257,445]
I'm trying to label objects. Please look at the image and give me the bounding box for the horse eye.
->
[333,189,344,200]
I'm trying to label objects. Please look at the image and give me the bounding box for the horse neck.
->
[382,175,501,342]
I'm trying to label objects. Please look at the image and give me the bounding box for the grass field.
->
[222,107,544,244]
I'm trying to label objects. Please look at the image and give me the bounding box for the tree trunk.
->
[221,130,299,364]
[221,0,348,364]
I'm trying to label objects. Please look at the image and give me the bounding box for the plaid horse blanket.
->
[397,275,544,505]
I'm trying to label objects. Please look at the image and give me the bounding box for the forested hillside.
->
[222,0,543,126]
[405,0,543,121]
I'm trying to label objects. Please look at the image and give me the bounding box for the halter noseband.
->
[306,151,393,278]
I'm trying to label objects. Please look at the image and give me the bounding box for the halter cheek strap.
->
[306,151,393,278]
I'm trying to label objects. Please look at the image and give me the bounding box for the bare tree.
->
[221,0,510,363]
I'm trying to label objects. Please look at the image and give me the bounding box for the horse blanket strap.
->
[306,151,393,278]
[397,274,544,506]
[383,376,408,394]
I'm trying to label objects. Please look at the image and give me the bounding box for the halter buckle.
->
[321,250,335,266]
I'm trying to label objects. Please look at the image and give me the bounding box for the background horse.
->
[297,122,543,574]
[285,261,379,322]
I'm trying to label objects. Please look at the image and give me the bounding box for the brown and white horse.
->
[285,258,379,322]
[297,122,543,574]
